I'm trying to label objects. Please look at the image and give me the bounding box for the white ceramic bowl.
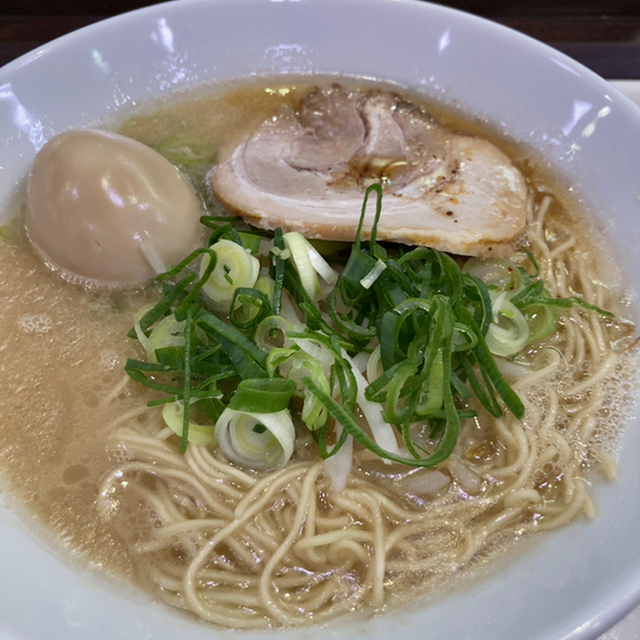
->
[2,1,640,639]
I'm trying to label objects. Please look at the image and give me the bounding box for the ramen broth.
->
[0,78,637,627]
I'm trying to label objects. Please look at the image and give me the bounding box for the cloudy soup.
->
[0,77,637,629]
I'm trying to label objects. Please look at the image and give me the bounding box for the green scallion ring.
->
[228,378,297,414]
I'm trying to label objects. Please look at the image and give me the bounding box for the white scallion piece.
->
[284,231,338,300]
[366,345,383,383]
[359,258,387,289]
[351,350,370,373]
[215,408,295,470]
[283,231,320,300]
[324,429,353,492]
[293,336,335,368]
[254,315,295,352]
[132,302,155,353]
[486,290,530,357]
[286,352,332,430]
[307,243,338,285]
[139,241,167,275]
[342,350,401,458]
[162,402,216,447]
[200,239,260,312]
[145,315,186,362]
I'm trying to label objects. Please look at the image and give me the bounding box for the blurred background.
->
[1,0,640,78]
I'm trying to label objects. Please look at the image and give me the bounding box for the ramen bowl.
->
[1,1,640,639]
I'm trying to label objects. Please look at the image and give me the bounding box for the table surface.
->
[2,2,640,639]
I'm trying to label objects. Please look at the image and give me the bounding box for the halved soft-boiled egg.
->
[26,129,204,286]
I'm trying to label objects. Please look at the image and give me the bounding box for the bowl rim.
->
[2,2,640,640]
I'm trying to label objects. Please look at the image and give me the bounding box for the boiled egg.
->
[26,129,204,286]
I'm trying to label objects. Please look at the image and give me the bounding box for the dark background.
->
[2,0,640,77]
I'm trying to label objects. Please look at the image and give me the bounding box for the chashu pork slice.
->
[209,85,529,257]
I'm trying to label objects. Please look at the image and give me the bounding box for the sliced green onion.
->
[144,315,186,363]
[302,375,457,468]
[523,301,559,344]
[360,258,387,289]
[323,427,353,491]
[132,303,155,351]
[283,231,321,300]
[283,231,338,289]
[126,184,616,474]
[200,239,260,312]
[342,350,400,456]
[265,344,332,430]
[229,287,273,338]
[255,315,295,352]
[455,304,525,420]
[254,276,275,302]
[238,232,263,254]
[227,378,296,414]
[290,334,335,368]
[308,239,350,255]
[269,229,286,316]
[265,346,299,378]
[415,349,445,416]
[366,345,383,384]
[155,134,215,166]
[179,306,194,452]
[486,291,530,357]
[287,351,332,430]
[307,242,338,285]
[162,401,216,447]
[139,241,167,275]
[196,311,268,380]
[462,257,523,293]
[270,246,291,261]
[215,408,295,470]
